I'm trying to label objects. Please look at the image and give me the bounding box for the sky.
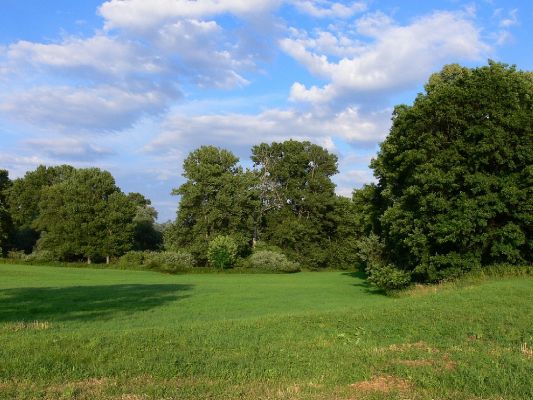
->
[0,0,531,221]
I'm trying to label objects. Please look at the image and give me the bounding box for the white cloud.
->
[498,8,518,28]
[145,105,389,158]
[0,85,172,133]
[99,0,282,31]
[24,138,114,161]
[291,1,366,19]
[282,11,490,104]
[7,36,161,79]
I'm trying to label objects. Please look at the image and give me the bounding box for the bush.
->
[118,251,146,268]
[24,250,56,263]
[151,251,195,273]
[246,250,301,273]
[208,235,238,269]
[118,250,194,273]
[7,250,25,260]
[358,234,411,291]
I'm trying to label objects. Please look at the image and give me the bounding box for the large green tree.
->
[366,62,533,285]
[251,140,341,268]
[6,165,75,252]
[0,170,13,255]
[35,168,135,263]
[167,146,258,263]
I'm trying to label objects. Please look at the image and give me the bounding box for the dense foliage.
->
[1,61,531,284]
[0,170,13,255]
[207,235,238,269]
[360,62,533,288]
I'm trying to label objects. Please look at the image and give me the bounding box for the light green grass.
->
[1,264,532,399]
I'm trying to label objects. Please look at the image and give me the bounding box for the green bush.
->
[152,251,195,273]
[246,250,301,273]
[208,236,238,269]
[7,250,25,260]
[358,234,411,291]
[23,250,56,263]
[118,250,194,273]
[117,251,146,268]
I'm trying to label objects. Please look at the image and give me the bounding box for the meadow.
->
[0,264,532,400]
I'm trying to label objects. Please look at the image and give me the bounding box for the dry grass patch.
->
[350,375,411,394]
[3,321,51,332]
[520,343,533,357]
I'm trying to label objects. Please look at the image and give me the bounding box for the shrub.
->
[208,235,238,269]
[246,250,301,273]
[118,250,195,273]
[7,250,25,260]
[118,251,146,268]
[358,234,411,291]
[24,250,56,263]
[153,251,195,273]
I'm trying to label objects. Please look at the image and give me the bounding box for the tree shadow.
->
[0,284,193,323]
[341,271,387,295]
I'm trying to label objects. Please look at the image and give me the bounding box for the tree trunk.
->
[87,256,92,265]
[106,255,110,265]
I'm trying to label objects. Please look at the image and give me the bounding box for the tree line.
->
[1,62,531,289]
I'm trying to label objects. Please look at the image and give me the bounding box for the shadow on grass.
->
[0,284,193,323]
[341,271,387,295]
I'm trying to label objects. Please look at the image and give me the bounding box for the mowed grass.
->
[0,265,532,400]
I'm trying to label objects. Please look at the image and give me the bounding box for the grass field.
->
[1,264,532,400]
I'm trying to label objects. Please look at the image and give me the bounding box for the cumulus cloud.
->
[291,0,367,19]
[145,105,389,158]
[0,85,172,133]
[7,36,161,79]
[99,0,283,31]
[282,11,491,104]
[24,138,114,161]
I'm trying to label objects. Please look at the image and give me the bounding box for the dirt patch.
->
[350,375,411,393]
[397,359,435,367]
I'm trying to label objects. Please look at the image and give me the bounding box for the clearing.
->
[0,264,532,399]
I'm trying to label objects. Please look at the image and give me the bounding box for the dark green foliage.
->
[128,193,163,251]
[34,168,135,263]
[168,146,258,264]
[366,62,533,286]
[145,251,195,273]
[207,235,238,269]
[0,170,13,255]
[6,165,75,252]
[251,140,342,268]
[245,250,301,273]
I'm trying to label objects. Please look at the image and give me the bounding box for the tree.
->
[35,168,135,263]
[127,193,162,251]
[365,62,533,286]
[168,146,258,264]
[251,140,340,268]
[0,170,13,255]
[6,165,75,252]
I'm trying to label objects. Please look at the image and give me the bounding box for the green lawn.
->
[1,265,532,400]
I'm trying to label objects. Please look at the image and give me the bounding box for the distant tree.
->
[127,192,162,250]
[169,146,258,264]
[35,168,135,263]
[6,165,75,252]
[365,62,533,287]
[251,140,339,268]
[0,170,13,255]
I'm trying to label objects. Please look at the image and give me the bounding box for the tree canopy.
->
[364,62,533,286]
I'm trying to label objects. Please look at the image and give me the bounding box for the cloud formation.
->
[282,11,490,104]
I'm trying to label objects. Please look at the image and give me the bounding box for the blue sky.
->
[1,0,531,221]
